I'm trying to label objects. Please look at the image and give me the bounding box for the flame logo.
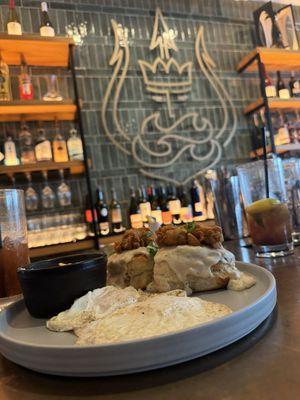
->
[101,8,237,185]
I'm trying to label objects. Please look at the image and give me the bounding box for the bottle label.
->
[67,139,83,160]
[40,26,55,37]
[279,88,290,99]
[292,81,300,95]
[151,210,163,224]
[0,152,4,162]
[85,209,92,223]
[265,85,276,98]
[100,208,108,217]
[53,141,68,162]
[168,199,181,215]
[99,222,109,236]
[7,22,22,35]
[162,211,172,225]
[194,202,203,213]
[4,142,19,166]
[20,81,33,97]
[275,126,290,145]
[130,214,143,229]
[139,202,151,221]
[35,141,52,161]
[112,209,122,223]
[180,206,193,223]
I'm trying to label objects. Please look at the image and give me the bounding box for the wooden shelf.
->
[30,239,95,259]
[0,34,74,67]
[244,98,300,115]
[250,143,300,158]
[0,100,76,121]
[0,160,85,176]
[237,47,300,73]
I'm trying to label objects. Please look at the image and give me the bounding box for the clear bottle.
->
[35,128,52,162]
[53,131,69,163]
[19,125,36,164]
[67,128,84,160]
[7,0,22,35]
[0,53,12,101]
[40,2,55,37]
[129,187,143,229]
[4,135,20,166]
[96,189,110,237]
[19,54,33,100]
[190,180,207,222]
[110,188,125,234]
[179,187,193,223]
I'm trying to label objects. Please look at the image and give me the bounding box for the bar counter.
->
[0,242,299,400]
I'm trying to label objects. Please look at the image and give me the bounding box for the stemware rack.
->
[0,34,98,258]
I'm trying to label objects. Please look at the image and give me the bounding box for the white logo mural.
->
[101,7,237,185]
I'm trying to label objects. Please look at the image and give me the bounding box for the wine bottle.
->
[19,125,36,164]
[53,131,69,162]
[262,63,276,98]
[0,53,12,101]
[190,180,207,222]
[35,128,52,161]
[150,186,162,224]
[7,0,22,35]
[168,186,181,225]
[85,194,96,237]
[110,188,125,234]
[179,187,193,224]
[275,114,290,146]
[96,189,110,237]
[4,135,20,166]
[276,71,290,99]
[289,71,300,98]
[159,186,172,225]
[19,54,33,100]
[129,187,143,229]
[67,128,84,160]
[40,2,55,37]
[138,186,151,227]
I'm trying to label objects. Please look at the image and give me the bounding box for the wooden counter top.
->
[0,242,300,400]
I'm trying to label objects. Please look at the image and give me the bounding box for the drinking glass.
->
[0,190,30,297]
[283,158,300,245]
[237,158,293,258]
[57,170,72,207]
[43,75,63,102]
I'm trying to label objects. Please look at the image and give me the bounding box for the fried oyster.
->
[114,227,153,253]
[155,223,223,249]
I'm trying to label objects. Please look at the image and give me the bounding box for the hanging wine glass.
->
[41,171,56,209]
[24,172,39,211]
[57,169,72,207]
[43,75,63,102]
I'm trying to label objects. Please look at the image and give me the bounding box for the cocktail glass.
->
[237,158,293,258]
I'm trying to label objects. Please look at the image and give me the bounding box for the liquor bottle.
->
[40,2,55,37]
[67,128,84,160]
[35,128,52,161]
[53,131,69,162]
[262,63,276,98]
[179,187,193,224]
[0,53,12,101]
[150,186,162,224]
[276,71,290,99]
[159,186,172,226]
[96,189,110,237]
[168,186,181,225]
[19,125,36,164]
[7,0,22,35]
[85,194,96,237]
[19,54,33,100]
[190,180,207,222]
[275,114,290,146]
[110,188,125,234]
[289,71,300,98]
[129,187,143,229]
[138,186,151,227]
[4,135,20,166]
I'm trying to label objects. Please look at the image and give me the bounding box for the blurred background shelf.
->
[0,160,85,176]
[244,98,300,115]
[0,100,76,121]
[250,143,300,158]
[29,238,95,259]
[237,47,300,73]
[0,34,73,67]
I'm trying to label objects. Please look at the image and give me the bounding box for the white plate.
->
[0,262,276,377]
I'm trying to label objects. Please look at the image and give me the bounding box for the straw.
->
[261,126,270,198]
